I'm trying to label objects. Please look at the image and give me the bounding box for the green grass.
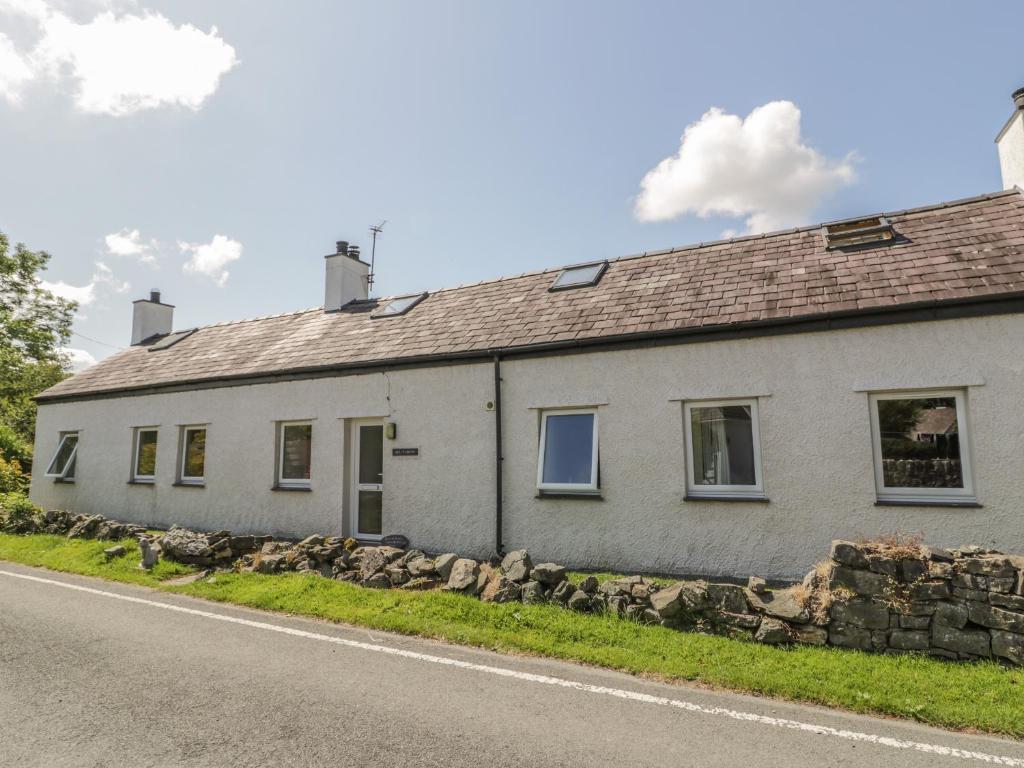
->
[2,533,1023,738]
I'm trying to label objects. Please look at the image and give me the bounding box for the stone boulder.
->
[433,553,459,581]
[753,617,791,644]
[530,563,567,586]
[520,581,547,604]
[446,558,480,591]
[500,550,533,582]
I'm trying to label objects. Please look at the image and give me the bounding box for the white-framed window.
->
[44,432,79,481]
[178,426,207,485]
[536,409,599,493]
[869,389,975,504]
[684,399,765,499]
[277,421,312,488]
[131,427,158,483]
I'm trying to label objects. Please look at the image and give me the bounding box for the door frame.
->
[349,418,384,541]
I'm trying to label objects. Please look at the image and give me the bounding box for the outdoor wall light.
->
[384,422,397,440]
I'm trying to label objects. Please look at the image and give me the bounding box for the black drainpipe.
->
[493,353,504,557]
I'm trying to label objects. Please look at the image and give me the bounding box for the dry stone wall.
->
[6,510,1023,666]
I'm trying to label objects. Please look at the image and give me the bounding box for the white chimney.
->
[996,87,1024,190]
[324,240,370,310]
[131,290,174,345]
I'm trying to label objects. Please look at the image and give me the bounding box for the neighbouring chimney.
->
[996,86,1024,190]
[131,289,174,345]
[324,239,369,310]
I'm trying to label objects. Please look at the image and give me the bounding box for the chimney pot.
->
[150,289,161,303]
[349,244,361,259]
[336,240,348,255]
[1014,86,1024,111]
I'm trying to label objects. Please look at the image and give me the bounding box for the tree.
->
[0,231,76,469]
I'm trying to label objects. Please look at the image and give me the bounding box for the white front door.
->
[351,420,383,540]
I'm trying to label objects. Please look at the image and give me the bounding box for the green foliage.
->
[0,455,29,494]
[877,398,924,438]
[0,231,76,465]
[0,492,41,532]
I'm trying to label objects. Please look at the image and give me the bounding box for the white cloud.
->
[180,234,241,286]
[41,260,129,306]
[62,347,97,371]
[0,32,34,104]
[634,100,856,235]
[0,1,238,115]
[104,227,157,263]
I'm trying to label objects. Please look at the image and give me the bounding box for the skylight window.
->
[549,261,608,292]
[371,292,427,318]
[823,216,895,249]
[148,329,196,351]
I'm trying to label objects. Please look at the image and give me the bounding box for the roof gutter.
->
[35,289,1024,404]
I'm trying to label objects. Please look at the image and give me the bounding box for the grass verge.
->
[2,533,1022,738]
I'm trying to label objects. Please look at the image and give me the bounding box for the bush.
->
[0,492,41,533]
[0,455,29,494]
[0,422,32,468]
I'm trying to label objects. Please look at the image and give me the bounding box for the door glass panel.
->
[358,491,382,535]
[358,425,384,485]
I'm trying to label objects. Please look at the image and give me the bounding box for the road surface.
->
[1,561,1022,768]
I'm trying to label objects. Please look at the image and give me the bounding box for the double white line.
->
[3,567,1022,766]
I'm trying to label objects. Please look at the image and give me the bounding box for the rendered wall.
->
[32,312,1024,579]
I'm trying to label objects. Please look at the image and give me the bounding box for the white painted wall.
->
[997,112,1024,190]
[32,312,1024,579]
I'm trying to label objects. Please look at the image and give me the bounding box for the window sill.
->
[53,478,75,484]
[127,479,155,486]
[875,498,982,509]
[684,494,769,503]
[173,481,205,488]
[272,485,312,492]
[535,491,604,500]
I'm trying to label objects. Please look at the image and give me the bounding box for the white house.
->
[30,90,1024,579]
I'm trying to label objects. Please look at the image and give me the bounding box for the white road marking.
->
[3,567,1022,766]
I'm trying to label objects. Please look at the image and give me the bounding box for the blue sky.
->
[1,0,1022,366]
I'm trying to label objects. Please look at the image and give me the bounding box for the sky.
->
[1,0,1022,369]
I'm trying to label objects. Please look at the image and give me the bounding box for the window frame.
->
[44,432,79,481]
[371,292,427,318]
[178,425,207,485]
[549,260,608,292]
[683,398,765,500]
[131,427,159,483]
[869,389,975,504]
[536,408,600,493]
[276,420,313,489]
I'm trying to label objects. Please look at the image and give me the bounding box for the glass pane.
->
[878,397,962,488]
[281,424,312,480]
[64,453,76,480]
[542,413,595,485]
[690,405,756,486]
[552,264,603,289]
[184,429,206,478]
[358,425,384,485]
[47,435,77,475]
[358,491,382,535]
[135,431,157,477]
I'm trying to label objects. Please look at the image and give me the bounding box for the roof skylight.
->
[372,292,427,318]
[550,261,608,292]
[823,216,895,249]
[148,329,196,351]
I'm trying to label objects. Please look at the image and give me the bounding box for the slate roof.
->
[40,188,1024,401]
